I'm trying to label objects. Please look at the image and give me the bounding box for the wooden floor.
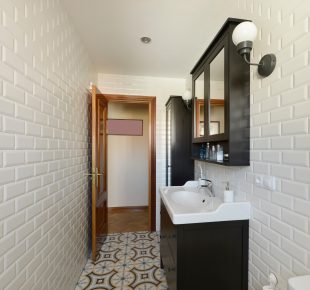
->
[107,207,149,233]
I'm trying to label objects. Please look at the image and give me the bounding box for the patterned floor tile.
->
[75,231,168,290]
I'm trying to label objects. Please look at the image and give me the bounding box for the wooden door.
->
[91,85,108,261]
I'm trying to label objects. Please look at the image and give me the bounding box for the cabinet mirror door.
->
[194,72,205,138]
[209,48,225,136]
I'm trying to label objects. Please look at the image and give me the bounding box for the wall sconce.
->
[232,21,276,77]
[183,89,192,109]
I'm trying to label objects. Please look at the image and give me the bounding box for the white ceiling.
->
[62,0,240,78]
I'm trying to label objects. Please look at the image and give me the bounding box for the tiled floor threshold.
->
[75,232,168,290]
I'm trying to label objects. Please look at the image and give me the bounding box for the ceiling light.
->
[184,89,191,101]
[140,36,152,44]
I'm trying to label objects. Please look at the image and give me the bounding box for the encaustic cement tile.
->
[75,231,168,290]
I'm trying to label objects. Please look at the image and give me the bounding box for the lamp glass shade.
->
[232,21,257,45]
[184,89,192,100]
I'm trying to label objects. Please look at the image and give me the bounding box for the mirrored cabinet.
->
[191,18,250,166]
[194,72,205,138]
[209,48,225,136]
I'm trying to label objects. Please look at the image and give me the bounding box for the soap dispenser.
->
[223,182,234,203]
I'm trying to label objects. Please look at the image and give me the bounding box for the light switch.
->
[254,175,276,191]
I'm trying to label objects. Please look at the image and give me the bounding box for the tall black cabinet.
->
[166,96,194,186]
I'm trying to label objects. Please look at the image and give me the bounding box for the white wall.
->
[0,0,94,289]
[108,103,149,207]
[196,1,310,289]
[97,73,186,229]
[210,80,224,100]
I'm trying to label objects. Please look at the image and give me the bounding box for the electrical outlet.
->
[263,176,276,191]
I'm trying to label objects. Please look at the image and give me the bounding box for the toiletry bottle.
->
[202,143,206,160]
[205,143,210,160]
[199,144,204,159]
[211,145,216,160]
[216,144,224,161]
[224,153,229,162]
[224,182,234,202]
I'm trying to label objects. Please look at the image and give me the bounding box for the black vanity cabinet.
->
[191,18,250,166]
[160,201,249,290]
[166,96,194,186]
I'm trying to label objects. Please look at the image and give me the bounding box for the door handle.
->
[85,168,103,187]
[85,173,103,176]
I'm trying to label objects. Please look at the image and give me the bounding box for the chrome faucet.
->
[198,179,214,197]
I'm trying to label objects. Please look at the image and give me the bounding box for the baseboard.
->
[108,206,148,213]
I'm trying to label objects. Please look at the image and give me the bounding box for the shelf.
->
[191,157,249,166]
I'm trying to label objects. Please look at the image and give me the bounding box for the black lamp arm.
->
[243,54,263,66]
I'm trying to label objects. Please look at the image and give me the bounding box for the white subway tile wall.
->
[0,0,94,289]
[196,0,310,289]
[1,0,309,289]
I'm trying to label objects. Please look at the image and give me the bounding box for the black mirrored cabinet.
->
[192,18,250,166]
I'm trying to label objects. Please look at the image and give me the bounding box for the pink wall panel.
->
[107,119,143,136]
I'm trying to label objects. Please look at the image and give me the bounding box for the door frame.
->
[90,86,108,261]
[97,94,156,231]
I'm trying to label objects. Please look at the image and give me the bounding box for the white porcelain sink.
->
[169,190,214,209]
[160,186,250,225]
[288,275,310,290]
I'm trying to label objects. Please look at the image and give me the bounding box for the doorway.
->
[98,94,156,233]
